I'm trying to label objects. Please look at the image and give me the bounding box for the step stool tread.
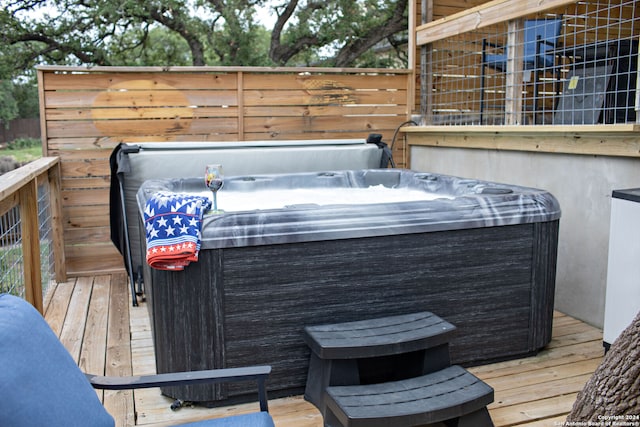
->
[325,365,493,426]
[304,311,456,359]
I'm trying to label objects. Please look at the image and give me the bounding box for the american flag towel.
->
[143,191,211,271]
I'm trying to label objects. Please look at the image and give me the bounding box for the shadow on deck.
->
[43,273,604,427]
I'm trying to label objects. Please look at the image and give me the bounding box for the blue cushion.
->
[176,411,275,427]
[0,294,115,427]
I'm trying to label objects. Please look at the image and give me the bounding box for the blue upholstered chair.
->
[480,18,564,123]
[0,293,274,427]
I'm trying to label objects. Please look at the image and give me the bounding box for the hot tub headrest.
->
[117,138,385,179]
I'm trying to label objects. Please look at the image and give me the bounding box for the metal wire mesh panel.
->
[422,0,638,126]
[0,206,24,297]
[0,181,55,298]
[38,180,55,296]
[555,0,638,124]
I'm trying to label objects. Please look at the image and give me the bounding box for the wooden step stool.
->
[303,312,456,416]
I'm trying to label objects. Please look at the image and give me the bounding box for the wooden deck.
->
[42,273,605,427]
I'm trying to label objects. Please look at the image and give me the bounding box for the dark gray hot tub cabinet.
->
[138,169,561,404]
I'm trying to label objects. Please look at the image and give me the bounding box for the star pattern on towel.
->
[143,191,211,271]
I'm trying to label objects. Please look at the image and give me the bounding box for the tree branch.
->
[333,0,408,67]
[147,6,206,65]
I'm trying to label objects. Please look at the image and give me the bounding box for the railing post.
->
[505,19,525,125]
[631,36,640,124]
[18,180,43,313]
[48,161,67,282]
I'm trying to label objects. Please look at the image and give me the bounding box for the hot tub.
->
[137,169,561,403]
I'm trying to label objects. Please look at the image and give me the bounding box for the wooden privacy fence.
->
[37,66,413,276]
[0,118,41,144]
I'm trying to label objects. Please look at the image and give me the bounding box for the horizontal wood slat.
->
[39,66,411,276]
[43,72,238,90]
[47,117,239,138]
[64,205,112,228]
[46,106,240,121]
[64,245,124,275]
[243,115,402,133]
[44,90,239,109]
[64,227,112,245]
[242,73,408,90]
[242,89,407,106]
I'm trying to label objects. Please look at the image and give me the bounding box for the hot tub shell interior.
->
[137,169,561,403]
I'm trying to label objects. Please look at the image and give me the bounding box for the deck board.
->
[44,274,605,427]
[105,272,135,427]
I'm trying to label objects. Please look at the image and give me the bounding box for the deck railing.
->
[0,157,66,312]
[415,0,639,126]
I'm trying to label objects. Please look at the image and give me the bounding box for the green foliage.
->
[2,138,42,164]
[0,244,25,295]
[213,22,274,66]
[0,236,52,297]
[0,0,408,78]
[107,26,193,66]
[12,80,39,118]
[7,137,41,150]
[270,0,409,67]
[0,80,19,127]
[0,76,38,123]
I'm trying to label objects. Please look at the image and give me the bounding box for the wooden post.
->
[37,69,49,157]
[48,161,67,282]
[406,0,416,120]
[505,19,525,125]
[19,180,43,313]
[420,0,434,125]
[636,37,640,124]
[237,71,244,141]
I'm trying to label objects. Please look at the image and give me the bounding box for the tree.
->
[107,26,194,67]
[269,0,409,67]
[0,0,409,79]
[566,310,640,422]
[0,80,19,127]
